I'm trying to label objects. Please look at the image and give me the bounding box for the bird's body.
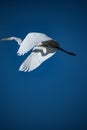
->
[17,32,52,56]
[1,32,76,72]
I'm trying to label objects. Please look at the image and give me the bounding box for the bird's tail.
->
[58,47,76,56]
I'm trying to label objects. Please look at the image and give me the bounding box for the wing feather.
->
[19,47,56,72]
[17,32,52,56]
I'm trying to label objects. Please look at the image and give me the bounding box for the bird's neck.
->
[12,37,22,45]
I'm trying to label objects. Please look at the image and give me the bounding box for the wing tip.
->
[19,65,32,72]
[17,51,24,56]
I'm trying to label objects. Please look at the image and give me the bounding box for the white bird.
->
[1,32,76,72]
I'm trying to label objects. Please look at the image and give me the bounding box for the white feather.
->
[19,46,56,72]
[17,32,52,56]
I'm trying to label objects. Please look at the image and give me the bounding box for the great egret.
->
[1,32,76,72]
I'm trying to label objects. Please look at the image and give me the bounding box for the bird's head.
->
[1,37,15,41]
[1,37,14,42]
[1,37,22,45]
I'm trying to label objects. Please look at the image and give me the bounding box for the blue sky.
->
[0,0,87,130]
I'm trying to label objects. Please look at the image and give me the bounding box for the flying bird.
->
[1,32,76,72]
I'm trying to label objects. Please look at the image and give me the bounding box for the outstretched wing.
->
[19,46,57,72]
[17,32,52,56]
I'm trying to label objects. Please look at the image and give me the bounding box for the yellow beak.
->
[1,38,11,41]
